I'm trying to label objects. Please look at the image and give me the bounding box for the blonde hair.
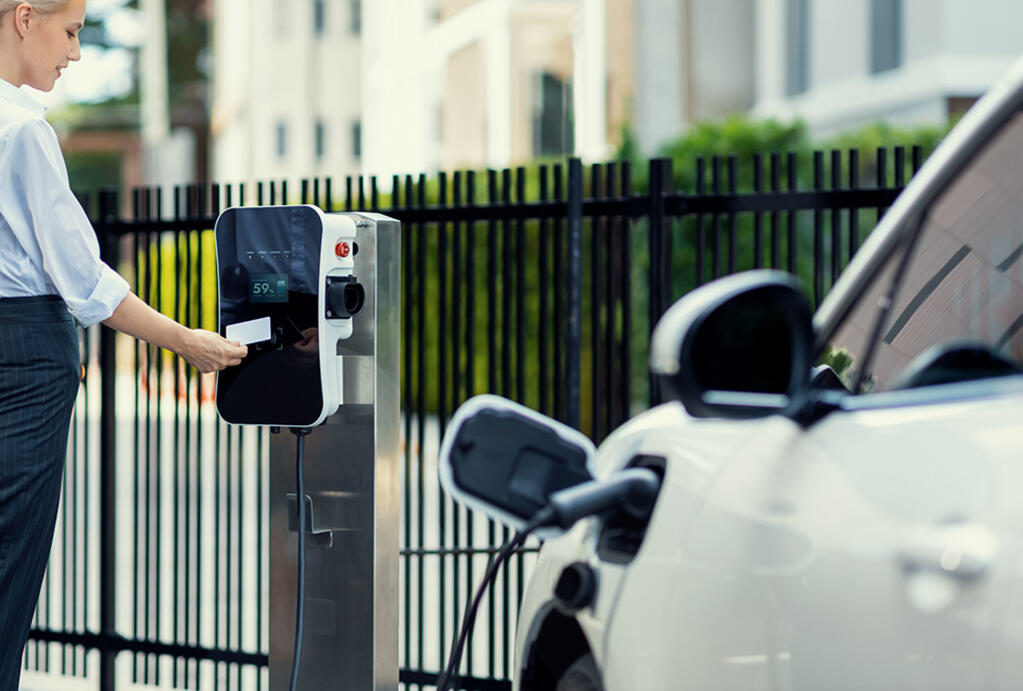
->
[0,1,69,20]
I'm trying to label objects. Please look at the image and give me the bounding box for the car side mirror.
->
[439,395,596,536]
[649,270,814,419]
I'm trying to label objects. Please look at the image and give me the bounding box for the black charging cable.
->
[289,427,312,691]
[437,507,555,691]
[437,468,661,691]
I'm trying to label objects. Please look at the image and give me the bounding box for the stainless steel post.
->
[269,213,401,690]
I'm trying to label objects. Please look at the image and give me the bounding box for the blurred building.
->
[211,0,364,187]
[209,0,755,180]
[209,0,756,180]
[753,0,1023,137]
[208,0,1023,183]
[361,0,609,177]
[362,0,756,172]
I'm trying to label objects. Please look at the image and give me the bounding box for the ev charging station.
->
[215,205,401,690]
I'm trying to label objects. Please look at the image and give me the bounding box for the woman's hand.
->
[103,294,248,373]
[179,329,248,373]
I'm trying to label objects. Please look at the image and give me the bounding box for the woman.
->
[0,1,247,686]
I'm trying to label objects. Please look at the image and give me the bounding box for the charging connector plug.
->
[546,467,661,529]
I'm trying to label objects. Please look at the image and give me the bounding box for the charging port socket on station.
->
[326,275,365,320]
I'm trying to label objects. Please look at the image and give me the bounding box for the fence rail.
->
[25,148,922,691]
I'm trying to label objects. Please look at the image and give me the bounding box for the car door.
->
[604,102,1023,689]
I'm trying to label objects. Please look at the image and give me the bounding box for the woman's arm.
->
[103,292,248,373]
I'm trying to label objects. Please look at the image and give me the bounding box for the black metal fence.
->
[25,147,922,691]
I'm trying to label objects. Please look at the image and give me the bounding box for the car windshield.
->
[824,109,1023,393]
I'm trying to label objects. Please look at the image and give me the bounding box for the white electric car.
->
[441,55,1023,691]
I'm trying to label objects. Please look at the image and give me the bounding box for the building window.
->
[276,122,288,158]
[350,0,361,35]
[315,120,326,159]
[352,121,362,160]
[532,72,574,157]
[785,0,809,96]
[314,0,326,36]
[870,0,902,74]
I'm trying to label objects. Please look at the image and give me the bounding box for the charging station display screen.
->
[249,273,289,303]
[216,206,324,426]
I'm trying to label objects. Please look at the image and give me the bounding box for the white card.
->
[225,317,271,345]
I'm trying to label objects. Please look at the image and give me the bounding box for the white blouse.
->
[0,78,129,327]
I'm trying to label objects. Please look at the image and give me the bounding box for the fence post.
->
[647,158,671,407]
[97,189,119,691]
[566,159,583,431]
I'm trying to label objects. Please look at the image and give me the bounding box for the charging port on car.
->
[597,454,665,565]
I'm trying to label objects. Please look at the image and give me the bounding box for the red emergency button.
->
[334,240,351,258]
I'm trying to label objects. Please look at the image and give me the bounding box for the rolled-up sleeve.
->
[0,119,129,326]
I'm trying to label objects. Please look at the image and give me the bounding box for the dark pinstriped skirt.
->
[0,296,80,691]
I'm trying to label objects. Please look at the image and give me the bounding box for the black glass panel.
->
[216,206,324,425]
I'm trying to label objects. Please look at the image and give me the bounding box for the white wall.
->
[940,0,1023,55]
[691,0,756,120]
[902,0,941,63]
[808,0,866,88]
[575,0,609,160]
[634,0,684,153]
[755,0,786,104]
[362,0,436,181]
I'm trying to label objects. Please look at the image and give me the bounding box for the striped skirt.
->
[0,296,80,691]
